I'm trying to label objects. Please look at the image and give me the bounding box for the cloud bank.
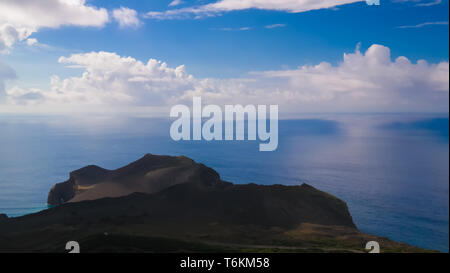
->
[2,44,448,114]
[5,51,194,108]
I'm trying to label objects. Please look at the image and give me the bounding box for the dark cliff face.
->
[47,178,75,205]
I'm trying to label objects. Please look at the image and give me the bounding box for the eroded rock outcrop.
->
[43,154,356,230]
[47,154,221,205]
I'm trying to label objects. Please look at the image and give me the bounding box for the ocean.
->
[0,113,448,252]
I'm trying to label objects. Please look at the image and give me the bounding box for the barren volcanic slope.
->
[0,154,433,253]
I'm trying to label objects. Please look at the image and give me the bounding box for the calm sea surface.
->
[0,114,448,252]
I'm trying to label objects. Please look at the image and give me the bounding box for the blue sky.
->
[0,0,449,114]
[7,0,450,78]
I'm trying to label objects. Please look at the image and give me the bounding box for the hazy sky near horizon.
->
[0,0,449,115]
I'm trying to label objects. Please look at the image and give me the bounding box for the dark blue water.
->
[0,114,448,252]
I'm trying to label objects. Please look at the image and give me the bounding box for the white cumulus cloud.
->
[112,7,141,28]
[0,0,109,51]
[5,51,194,108]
